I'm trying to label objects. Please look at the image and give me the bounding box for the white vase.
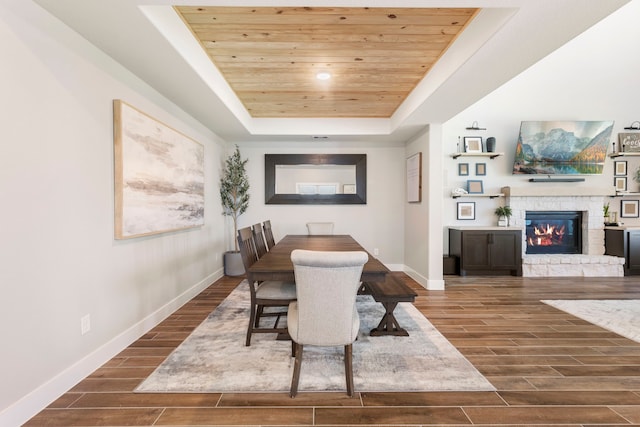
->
[497,216,508,227]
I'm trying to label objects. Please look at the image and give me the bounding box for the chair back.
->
[263,220,276,250]
[252,223,268,258]
[290,249,368,346]
[237,226,259,272]
[306,222,334,235]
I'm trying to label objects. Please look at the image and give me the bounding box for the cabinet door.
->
[490,232,520,269]
[461,232,491,269]
[627,231,640,272]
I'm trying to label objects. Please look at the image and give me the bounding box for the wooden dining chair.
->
[263,220,276,250]
[287,249,368,397]
[306,222,334,235]
[237,227,296,346]
[252,223,268,258]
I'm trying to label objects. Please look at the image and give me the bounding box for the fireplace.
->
[525,211,582,254]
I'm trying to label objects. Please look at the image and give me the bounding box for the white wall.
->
[236,142,406,268]
[441,0,640,253]
[0,2,228,425]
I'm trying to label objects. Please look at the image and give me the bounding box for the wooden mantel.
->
[501,186,615,197]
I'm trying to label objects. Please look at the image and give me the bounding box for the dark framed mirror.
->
[265,154,367,204]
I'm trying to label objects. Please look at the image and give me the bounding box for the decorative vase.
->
[498,216,508,227]
[224,251,245,276]
[486,137,496,153]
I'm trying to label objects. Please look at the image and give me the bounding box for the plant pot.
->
[224,251,245,276]
[497,216,508,227]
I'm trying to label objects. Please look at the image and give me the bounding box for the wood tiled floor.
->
[24,273,640,426]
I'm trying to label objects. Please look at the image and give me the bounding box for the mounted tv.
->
[512,120,614,175]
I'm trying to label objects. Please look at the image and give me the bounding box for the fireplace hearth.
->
[525,211,582,254]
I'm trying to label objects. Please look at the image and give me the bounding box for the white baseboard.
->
[0,270,223,427]
[402,266,445,290]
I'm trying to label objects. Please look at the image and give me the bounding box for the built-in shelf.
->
[452,193,504,199]
[613,191,640,197]
[609,152,640,158]
[451,152,503,159]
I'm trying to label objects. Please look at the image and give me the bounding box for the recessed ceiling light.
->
[316,72,331,80]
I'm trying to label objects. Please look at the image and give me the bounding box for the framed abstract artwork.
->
[457,202,475,220]
[621,200,639,218]
[113,100,205,239]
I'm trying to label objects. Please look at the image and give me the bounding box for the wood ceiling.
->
[175,6,479,119]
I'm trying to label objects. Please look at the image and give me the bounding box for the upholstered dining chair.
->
[306,222,334,235]
[237,227,296,346]
[251,223,268,258]
[262,220,276,250]
[287,249,368,397]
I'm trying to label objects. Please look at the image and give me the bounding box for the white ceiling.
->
[34,0,629,145]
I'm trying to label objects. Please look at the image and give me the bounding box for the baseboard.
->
[0,269,223,427]
[401,265,445,290]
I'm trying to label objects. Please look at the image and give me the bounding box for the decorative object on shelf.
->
[467,180,484,194]
[220,145,250,276]
[614,160,627,176]
[604,204,619,226]
[457,202,476,220]
[619,133,640,153]
[458,163,469,176]
[485,137,496,153]
[475,163,486,176]
[621,200,640,218]
[463,136,483,153]
[465,121,486,131]
[615,176,628,192]
[451,187,468,197]
[623,121,640,130]
[494,205,513,227]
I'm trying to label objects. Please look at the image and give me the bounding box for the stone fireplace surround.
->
[502,186,624,277]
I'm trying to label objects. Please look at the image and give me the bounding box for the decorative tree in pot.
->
[494,205,513,227]
[220,145,250,276]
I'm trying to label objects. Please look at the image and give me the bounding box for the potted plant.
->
[494,205,512,227]
[220,145,250,276]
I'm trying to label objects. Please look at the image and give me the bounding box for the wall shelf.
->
[452,193,504,199]
[613,191,640,197]
[451,152,503,159]
[528,177,586,182]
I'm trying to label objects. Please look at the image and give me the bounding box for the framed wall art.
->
[475,163,486,176]
[619,133,640,152]
[113,100,205,239]
[621,200,640,218]
[458,163,469,176]
[614,160,627,176]
[467,179,484,194]
[615,176,627,192]
[463,136,483,153]
[457,202,475,220]
[406,152,422,203]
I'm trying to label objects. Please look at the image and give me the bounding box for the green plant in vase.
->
[494,205,513,227]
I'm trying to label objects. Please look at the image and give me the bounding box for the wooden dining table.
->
[247,234,389,283]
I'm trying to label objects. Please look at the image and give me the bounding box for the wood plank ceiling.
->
[175,7,479,119]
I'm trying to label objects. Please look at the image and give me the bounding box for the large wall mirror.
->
[265,154,367,204]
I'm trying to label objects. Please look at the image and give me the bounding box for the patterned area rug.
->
[542,299,640,343]
[136,281,495,393]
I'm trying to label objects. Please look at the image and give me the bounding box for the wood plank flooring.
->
[24,273,640,426]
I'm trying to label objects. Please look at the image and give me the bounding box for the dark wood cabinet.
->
[605,228,640,275]
[449,228,522,276]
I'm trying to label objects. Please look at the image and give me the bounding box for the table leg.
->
[370,301,409,336]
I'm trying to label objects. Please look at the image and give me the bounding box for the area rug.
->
[542,299,640,343]
[136,281,495,393]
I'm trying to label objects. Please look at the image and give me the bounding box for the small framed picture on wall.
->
[463,136,483,153]
[615,160,627,176]
[475,163,486,176]
[621,200,640,218]
[457,202,475,220]
[467,180,484,194]
[458,163,469,176]
[615,176,628,192]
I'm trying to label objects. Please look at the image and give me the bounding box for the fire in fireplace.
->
[525,211,582,254]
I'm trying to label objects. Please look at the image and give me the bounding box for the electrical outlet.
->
[374,248,379,256]
[81,314,91,335]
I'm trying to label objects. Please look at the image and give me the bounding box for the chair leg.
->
[344,344,354,397]
[255,305,264,327]
[246,304,257,347]
[290,343,303,398]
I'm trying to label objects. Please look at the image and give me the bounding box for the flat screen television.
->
[512,120,614,175]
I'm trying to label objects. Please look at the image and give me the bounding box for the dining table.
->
[247,234,389,283]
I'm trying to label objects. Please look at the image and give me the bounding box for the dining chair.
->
[237,227,296,346]
[262,220,276,250]
[306,222,334,235]
[251,223,268,258]
[287,249,368,397]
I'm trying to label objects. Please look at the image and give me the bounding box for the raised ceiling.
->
[175,6,478,119]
